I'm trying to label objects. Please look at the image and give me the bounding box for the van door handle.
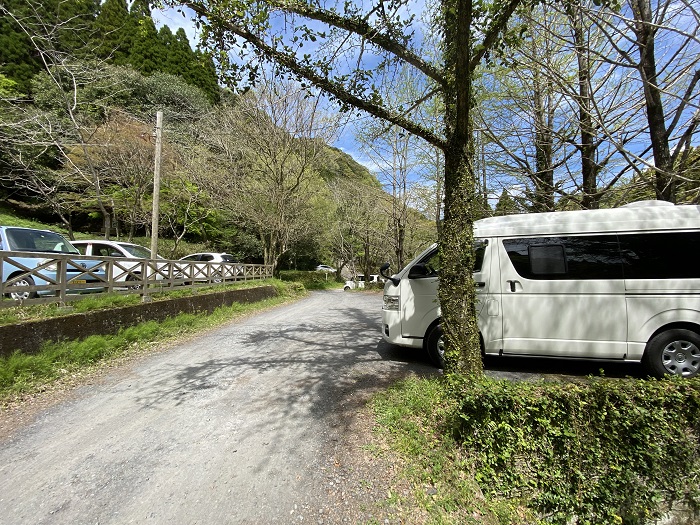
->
[506,280,517,292]
[475,281,486,288]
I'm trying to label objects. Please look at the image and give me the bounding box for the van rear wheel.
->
[643,329,700,378]
[426,324,445,369]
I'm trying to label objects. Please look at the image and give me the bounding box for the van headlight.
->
[383,295,400,311]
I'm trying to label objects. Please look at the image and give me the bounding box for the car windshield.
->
[5,228,79,254]
[119,243,153,259]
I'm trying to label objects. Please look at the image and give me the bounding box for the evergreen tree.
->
[93,0,132,65]
[495,189,520,216]
[51,0,99,58]
[0,0,42,95]
[158,26,177,73]
[160,27,220,104]
[191,50,220,104]
[128,0,163,75]
[167,27,195,78]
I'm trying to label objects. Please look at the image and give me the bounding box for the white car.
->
[315,264,336,273]
[177,252,241,283]
[343,274,383,291]
[72,240,169,285]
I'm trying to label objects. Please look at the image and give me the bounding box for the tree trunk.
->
[439,0,482,375]
[568,1,598,209]
[532,62,555,212]
[629,0,675,201]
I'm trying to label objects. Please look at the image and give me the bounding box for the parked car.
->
[343,274,383,291]
[315,264,336,273]
[180,252,239,263]
[0,226,107,300]
[177,252,241,283]
[72,240,169,285]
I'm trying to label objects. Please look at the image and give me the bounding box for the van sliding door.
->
[499,235,627,358]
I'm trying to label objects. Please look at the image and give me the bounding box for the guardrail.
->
[0,251,273,307]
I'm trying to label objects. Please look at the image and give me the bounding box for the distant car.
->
[72,240,168,285]
[343,274,383,291]
[1,226,107,300]
[315,264,336,273]
[177,252,240,283]
[180,252,239,263]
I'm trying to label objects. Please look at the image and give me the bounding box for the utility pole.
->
[150,111,163,259]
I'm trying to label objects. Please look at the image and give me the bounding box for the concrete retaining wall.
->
[0,285,278,357]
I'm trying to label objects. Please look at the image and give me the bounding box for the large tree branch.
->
[185,2,447,149]
[469,0,523,70]
[183,0,445,88]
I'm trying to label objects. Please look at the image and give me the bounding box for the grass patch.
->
[372,377,518,525]
[0,279,286,326]
[0,280,306,401]
[372,374,700,525]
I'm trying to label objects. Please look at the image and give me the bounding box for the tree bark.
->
[439,0,482,375]
[629,0,675,201]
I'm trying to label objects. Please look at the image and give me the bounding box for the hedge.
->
[446,376,700,524]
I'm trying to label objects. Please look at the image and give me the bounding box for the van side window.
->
[619,232,700,279]
[529,244,567,275]
[418,251,440,276]
[504,236,623,279]
[474,240,487,272]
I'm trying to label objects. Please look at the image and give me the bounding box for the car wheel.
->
[642,329,700,378]
[125,274,143,290]
[343,286,350,291]
[425,324,445,369]
[6,275,38,301]
[212,273,223,284]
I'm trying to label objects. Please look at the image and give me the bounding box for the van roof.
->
[474,201,700,237]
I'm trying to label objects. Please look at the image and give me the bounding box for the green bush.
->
[446,375,700,524]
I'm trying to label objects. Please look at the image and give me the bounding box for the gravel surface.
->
[0,290,438,525]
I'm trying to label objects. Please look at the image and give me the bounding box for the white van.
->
[380,201,700,377]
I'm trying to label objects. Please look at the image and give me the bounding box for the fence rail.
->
[0,251,273,307]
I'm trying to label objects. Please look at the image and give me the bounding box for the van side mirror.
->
[380,262,400,286]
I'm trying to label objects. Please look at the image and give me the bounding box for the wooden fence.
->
[0,251,273,307]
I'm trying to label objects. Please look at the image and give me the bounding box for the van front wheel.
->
[643,329,700,378]
[426,324,445,369]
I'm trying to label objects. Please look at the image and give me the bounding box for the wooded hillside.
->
[0,1,434,275]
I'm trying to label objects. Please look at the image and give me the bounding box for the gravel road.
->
[0,290,437,525]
